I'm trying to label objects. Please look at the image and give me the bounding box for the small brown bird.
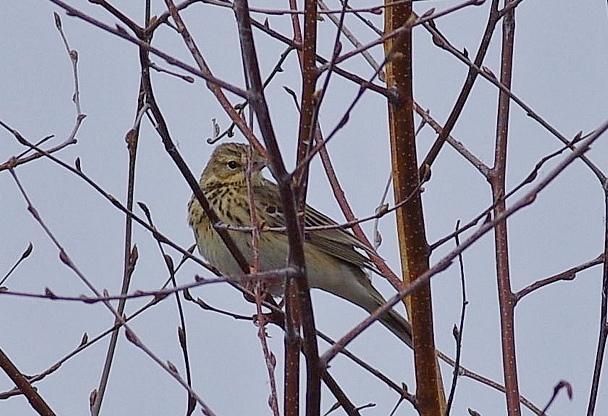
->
[188,142,411,345]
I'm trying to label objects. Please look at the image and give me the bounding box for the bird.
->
[188,142,412,346]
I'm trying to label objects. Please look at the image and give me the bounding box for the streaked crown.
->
[199,143,265,191]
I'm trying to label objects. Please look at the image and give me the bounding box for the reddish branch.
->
[233,1,322,415]
[383,1,444,415]
[282,0,305,413]
[490,1,520,414]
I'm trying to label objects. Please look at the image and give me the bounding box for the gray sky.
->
[1,1,608,415]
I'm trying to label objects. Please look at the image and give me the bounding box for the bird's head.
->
[200,142,266,190]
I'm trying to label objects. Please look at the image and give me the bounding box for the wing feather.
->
[255,180,380,273]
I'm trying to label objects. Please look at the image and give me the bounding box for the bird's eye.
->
[226,160,239,170]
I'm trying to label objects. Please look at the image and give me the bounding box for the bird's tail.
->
[363,285,413,348]
[324,275,413,347]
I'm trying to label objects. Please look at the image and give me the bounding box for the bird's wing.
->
[256,180,379,272]
[303,204,379,271]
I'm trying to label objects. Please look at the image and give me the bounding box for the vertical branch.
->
[295,0,318,186]
[283,277,301,416]
[285,3,303,412]
[586,184,608,415]
[254,300,281,416]
[489,1,520,415]
[288,0,303,62]
[232,1,321,416]
[282,2,303,412]
[383,1,444,415]
[89,4,147,414]
[284,0,319,412]
[446,222,468,415]
[292,0,319,368]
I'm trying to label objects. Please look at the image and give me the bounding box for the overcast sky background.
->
[2,1,608,415]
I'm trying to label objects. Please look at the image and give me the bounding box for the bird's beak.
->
[251,153,267,171]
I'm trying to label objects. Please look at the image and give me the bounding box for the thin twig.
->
[0,268,291,305]
[419,0,500,174]
[90,16,149,410]
[586,180,608,414]
[541,380,573,415]
[49,0,249,98]
[515,254,604,302]
[0,243,33,287]
[445,221,468,415]
[140,202,197,415]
